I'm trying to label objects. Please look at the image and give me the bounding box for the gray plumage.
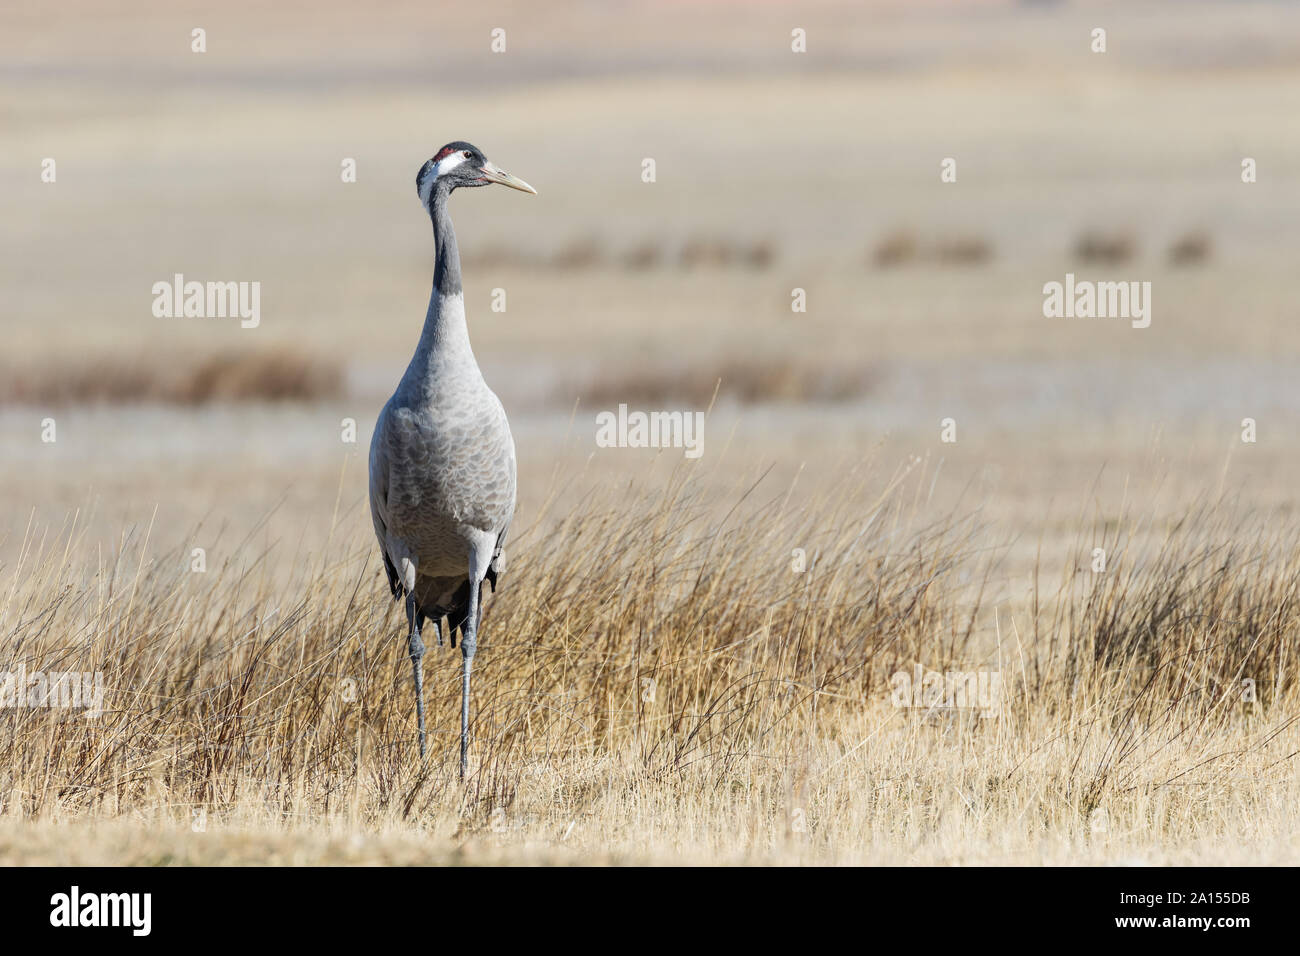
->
[368,141,534,778]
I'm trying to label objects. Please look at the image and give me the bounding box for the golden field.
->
[2,0,1299,864]
[2,468,1299,865]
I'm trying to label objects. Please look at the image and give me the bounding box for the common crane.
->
[369,141,535,778]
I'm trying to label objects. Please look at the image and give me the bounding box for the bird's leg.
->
[407,594,427,759]
[433,618,444,648]
[459,581,480,780]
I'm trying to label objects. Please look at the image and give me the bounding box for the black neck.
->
[430,182,462,295]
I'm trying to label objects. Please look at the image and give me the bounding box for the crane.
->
[368,141,535,778]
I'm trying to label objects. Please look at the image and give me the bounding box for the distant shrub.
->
[0,351,343,406]
[551,237,605,270]
[1169,231,1212,266]
[621,241,663,270]
[933,236,994,265]
[1075,231,1136,265]
[872,231,919,267]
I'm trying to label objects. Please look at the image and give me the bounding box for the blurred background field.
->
[2,0,1300,864]
[4,0,1300,564]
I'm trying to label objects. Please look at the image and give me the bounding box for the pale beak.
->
[478,160,537,194]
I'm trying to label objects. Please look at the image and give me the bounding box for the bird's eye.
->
[463,150,472,159]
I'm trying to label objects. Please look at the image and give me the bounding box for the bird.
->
[368,141,535,779]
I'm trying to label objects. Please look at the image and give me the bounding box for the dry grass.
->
[0,351,343,406]
[563,358,878,408]
[1,468,1297,865]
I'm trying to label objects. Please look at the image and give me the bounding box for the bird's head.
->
[416,141,536,208]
